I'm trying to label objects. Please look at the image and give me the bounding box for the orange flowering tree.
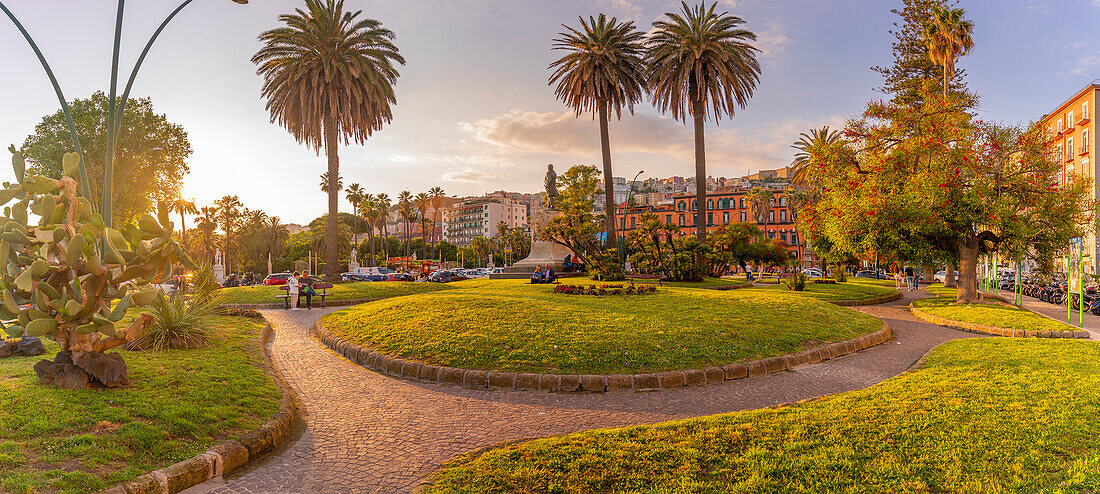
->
[801,92,1095,303]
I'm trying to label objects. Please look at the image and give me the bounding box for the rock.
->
[53,351,73,365]
[33,359,89,389]
[17,336,45,356]
[0,340,12,358]
[74,352,130,388]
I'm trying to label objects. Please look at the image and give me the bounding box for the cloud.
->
[441,168,506,183]
[1027,2,1051,14]
[754,21,791,60]
[460,109,845,178]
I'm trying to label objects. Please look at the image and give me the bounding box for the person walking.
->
[299,271,315,310]
[287,271,300,310]
[904,266,915,292]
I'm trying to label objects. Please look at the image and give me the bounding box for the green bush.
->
[831,265,848,282]
[134,292,213,350]
[785,272,808,291]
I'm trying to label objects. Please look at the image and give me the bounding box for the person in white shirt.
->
[286,271,300,310]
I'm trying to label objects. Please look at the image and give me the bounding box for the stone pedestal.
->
[491,209,578,279]
[213,264,226,284]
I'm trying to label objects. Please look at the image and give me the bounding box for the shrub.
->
[831,265,848,282]
[132,292,212,350]
[785,272,808,291]
[224,308,262,318]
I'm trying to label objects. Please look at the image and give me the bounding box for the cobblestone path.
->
[188,289,979,494]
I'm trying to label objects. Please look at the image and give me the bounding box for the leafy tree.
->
[253,0,404,282]
[191,206,219,263]
[397,190,417,257]
[20,91,191,226]
[803,89,1096,303]
[647,2,760,244]
[745,187,774,235]
[542,165,623,280]
[626,213,706,281]
[258,216,289,274]
[549,13,646,246]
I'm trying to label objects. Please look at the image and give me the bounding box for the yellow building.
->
[1041,80,1098,272]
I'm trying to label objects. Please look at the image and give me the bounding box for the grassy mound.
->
[746,278,899,302]
[0,317,281,493]
[426,338,1100,493]
[218,280,453,305]
[915,286,1075,334]
[323,279,882,375]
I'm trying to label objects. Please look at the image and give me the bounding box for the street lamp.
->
[1,0,248,226]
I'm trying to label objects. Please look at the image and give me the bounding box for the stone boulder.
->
[33,359,90,389]
[73,352,130,388]
[0,340,12,359]
[17,336,46,357]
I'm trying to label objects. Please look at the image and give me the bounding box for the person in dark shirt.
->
[299,271,315,309]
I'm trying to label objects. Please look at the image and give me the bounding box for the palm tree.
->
[213,195,243,272]
[415,192,431,253]
[194,206,219,263]
[397,190,416,257]
[745,187,773,238]
[789,126,850,191]
[428,186,445,244]
[253,0,405,282]
[923,6,974,100]
[375,192,392,259]
[309,215,351,262]
[417,215,433,259]
[168,197,199,247]
[359,193,377,264]
[259,216,290,274]
[345,183,365,246]
[319,172,342,193]
[549,14,646,246]
[647,2,761,244]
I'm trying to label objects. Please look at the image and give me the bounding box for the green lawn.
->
[323,279,881,375]
[217,280,453,305]
[745,278,899,302]
[426,338,1100,493]
[0,317,281,493]
[915,286,1075,334]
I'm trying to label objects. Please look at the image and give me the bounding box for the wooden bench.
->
[276,283,334,308]
[626,273,666,286]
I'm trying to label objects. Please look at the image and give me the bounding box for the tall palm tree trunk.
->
[179,212,187,249]
[324,114,340,281]
[692,102,707,244]
[598,104,617,246]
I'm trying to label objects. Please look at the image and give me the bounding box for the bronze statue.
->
[544,164,559,209]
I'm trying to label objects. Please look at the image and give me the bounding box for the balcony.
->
[1046,132,1063,144]
[1078,114,1091,126]
[1066,155,1075,163]
[1080,148,1090,157]
[1064,125,1076,135]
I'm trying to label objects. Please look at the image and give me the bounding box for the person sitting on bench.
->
[563,254,574,272]
[530,265,545,284]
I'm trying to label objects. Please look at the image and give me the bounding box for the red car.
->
[263,273,292,285]
[386,273,415,282]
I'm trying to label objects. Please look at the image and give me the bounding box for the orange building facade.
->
[1041,80,1099,272]
[615,189,818,266]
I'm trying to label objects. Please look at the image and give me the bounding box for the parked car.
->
[263,273,292,285]
[428,270,468,283]
[341,273,369,282]
[386,273,415,282]
[854,270,881,279]
[933,270,959,283]
[802,268,823,278]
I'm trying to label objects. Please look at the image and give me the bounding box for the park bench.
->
[276,283,334,309]
[626,273,666,286]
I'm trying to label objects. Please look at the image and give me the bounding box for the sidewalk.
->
[996,289,1100,339]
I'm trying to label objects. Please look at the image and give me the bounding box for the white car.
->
[933,270,959,283]
[802,268,823,278]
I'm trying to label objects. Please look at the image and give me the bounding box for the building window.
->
[1084,129,1089,154]
[691,200,697,210]
[740,211,746,222]
[768,230,775,239]
[630,216,636,229]
[620,217,625,229]
[666,214,672,224]
[678,201,685,211]
[707,212,713,225]
[678,214,684,226]
[1069,111,1074,126]
[707,199,713,210]
[723,211,729,224]
[1058,119,1064,133]
[791,232,798,245]
[780,230,788,242]
[1069,137,1074,159]
[739,198,744,208]
[780,210,787,222]
[769,210,775,223]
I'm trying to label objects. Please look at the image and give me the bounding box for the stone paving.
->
[996,289,1100,339]
[186,289,980,494]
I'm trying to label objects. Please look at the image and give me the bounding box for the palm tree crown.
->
[922,6,974,99]
[789,126,851,191]
[646,2,761,122]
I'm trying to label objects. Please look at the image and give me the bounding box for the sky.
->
[1,0,1099,225]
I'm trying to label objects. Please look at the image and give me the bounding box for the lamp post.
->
[1,0,248,226]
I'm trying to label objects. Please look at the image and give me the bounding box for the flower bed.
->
[224,308,264,318]
[552,283,658,296]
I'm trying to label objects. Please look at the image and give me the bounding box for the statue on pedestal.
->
[544,164,559,210]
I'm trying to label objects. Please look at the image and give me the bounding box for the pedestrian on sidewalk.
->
[894,270,904,289]
[287,271,300,310]
[904,266,916,292]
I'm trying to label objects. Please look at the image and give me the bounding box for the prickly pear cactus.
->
[2,146,191,385]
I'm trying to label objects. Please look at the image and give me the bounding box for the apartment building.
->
[441,192,528,247]
[1042,80,1098,272]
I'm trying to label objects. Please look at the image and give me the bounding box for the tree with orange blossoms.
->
[801,90,1096,303]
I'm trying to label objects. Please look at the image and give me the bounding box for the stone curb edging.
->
[908,303,1090,339]
[221,297,384,310]
[311,319,892,393]
[829,291,903,307]
[101,321,302,494]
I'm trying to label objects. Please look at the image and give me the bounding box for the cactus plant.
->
[3,146,192,388]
